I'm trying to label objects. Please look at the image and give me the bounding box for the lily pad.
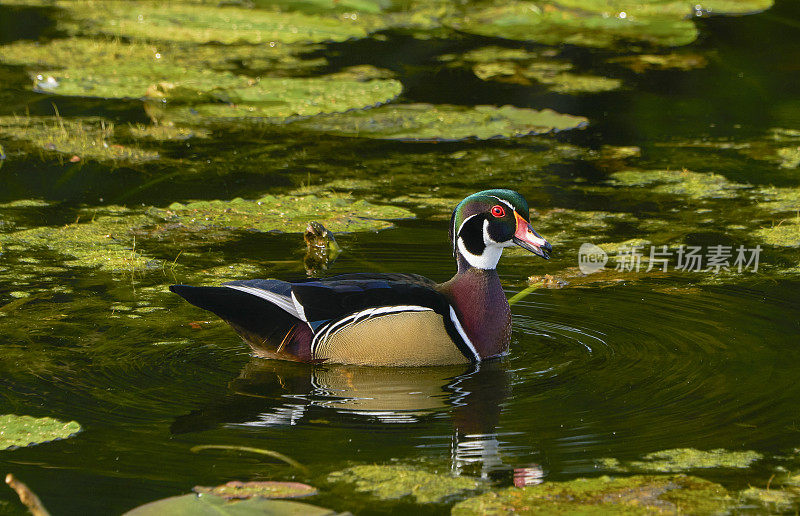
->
[55,1,384,44]
[34,64,401,120]
[596,448,763,472]
[1,37,326,78]
[153,194,414,233]
[327,464,480,503]
[0,414,81,450]
[452,0,773,49]
[608,169,750,199]
[151,76,401,121]
[0,116,158,164]
[193,481,317,499]
[289,103,587,140]
[123,493,338,516]
[452,474,734,515]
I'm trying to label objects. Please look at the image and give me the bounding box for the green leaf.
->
[289,103,587,140]
[123,493,339,516]
[0,414,81,450]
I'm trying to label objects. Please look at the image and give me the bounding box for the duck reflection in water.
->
[171,359,526,479]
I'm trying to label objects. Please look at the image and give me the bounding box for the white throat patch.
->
[457,219,506,270]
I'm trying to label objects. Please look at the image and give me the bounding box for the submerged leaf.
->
[290,103,587,140]
[458,46,622,94]
[0,414,81,450]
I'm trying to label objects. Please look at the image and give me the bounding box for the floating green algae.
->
[451,0,773,49]
[608,169,750,199]
[289,103,587,141]
[754,218,800,247]
[0,195,411,272]
[755,186,800,214]
[123,493,339,516]
[151,76,401,121]
[126,123,211,142]
[0,414,81,450]
[740,487,799,512]
[327,464,480,503]
[609,52,708,73]
[458,46,622,94]
[0,115,159,164]
[52,0,384,44]
[597,448,763,473]
[0,212,155,272]
[0,36,326,78]
[193,480,317,500]
[152,194,414,233]
[452,474,734,515]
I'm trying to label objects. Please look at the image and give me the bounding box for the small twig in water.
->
[5,473,51,516]
[190,445,307,473]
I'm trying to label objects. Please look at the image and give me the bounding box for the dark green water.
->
[1,1,800,514]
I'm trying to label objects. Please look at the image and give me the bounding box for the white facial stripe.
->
[489,196,514,210]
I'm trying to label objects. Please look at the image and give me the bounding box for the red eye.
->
[491,205,505,218]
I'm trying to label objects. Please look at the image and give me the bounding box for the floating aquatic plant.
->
[452,474,734,515]
[193,480,317,500]
[328,464,481,503]
[0,414,81,450]
[0,116,158,164]
[596,447,763,472]
[450,0,774,49]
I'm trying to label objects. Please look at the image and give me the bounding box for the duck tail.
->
[169,285,311,361]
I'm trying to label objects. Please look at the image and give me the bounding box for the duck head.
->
[449,189,551,271]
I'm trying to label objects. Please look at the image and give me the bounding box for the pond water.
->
[1,0,799,514]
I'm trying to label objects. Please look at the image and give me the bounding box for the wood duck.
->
[170,189,551,366]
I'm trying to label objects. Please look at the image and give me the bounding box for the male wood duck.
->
[170,189,551,366]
